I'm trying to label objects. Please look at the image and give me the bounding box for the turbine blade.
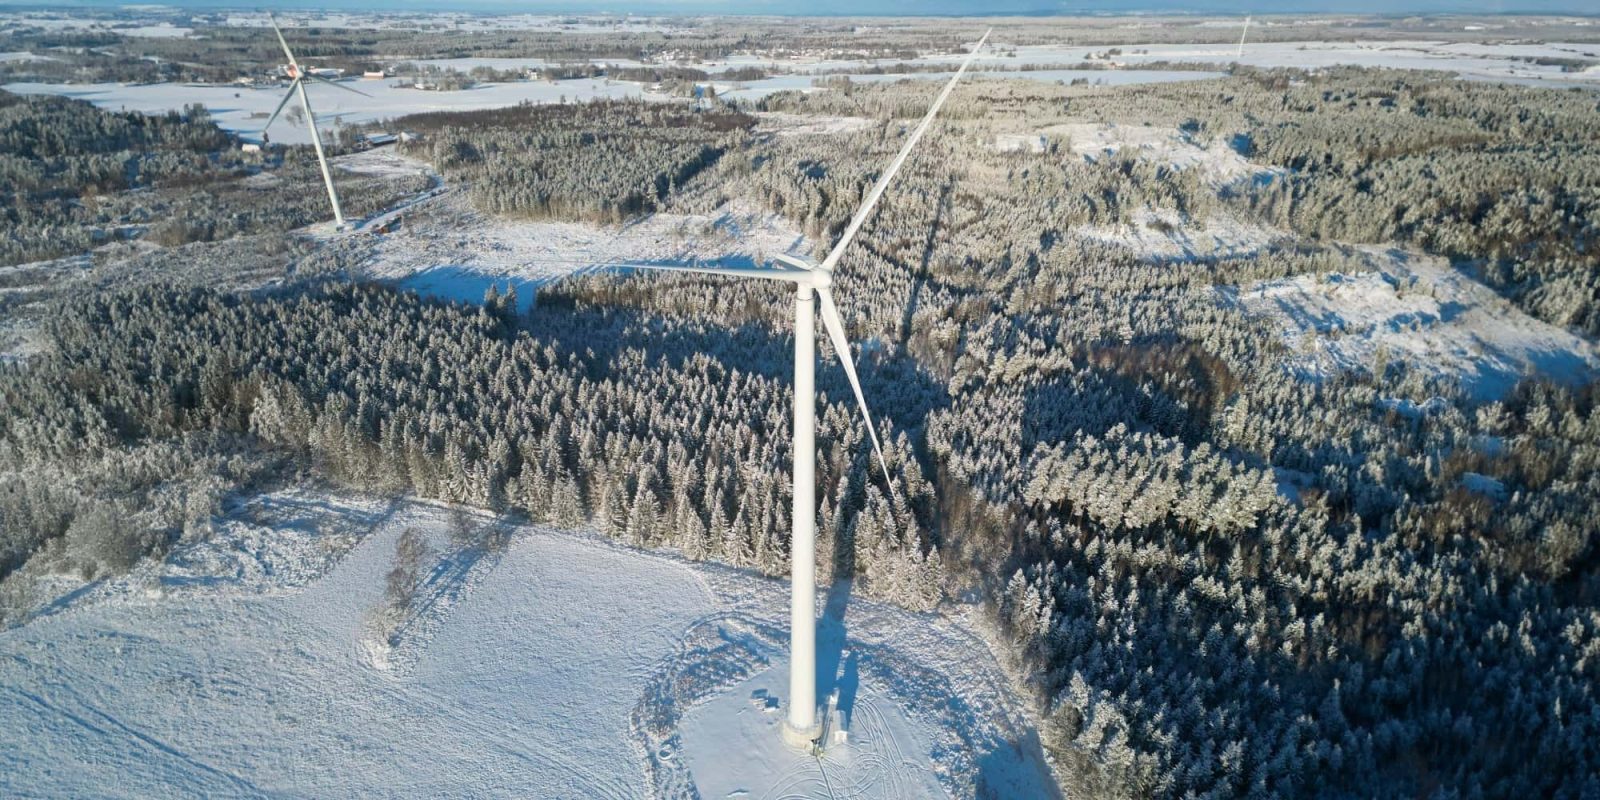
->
[816,287,893,488]
[262,82,297,131]
[819,28,990,273]
[269,14,297,68]
[602,261,809,282]
[297,81,318,127]
[309,74,372,97]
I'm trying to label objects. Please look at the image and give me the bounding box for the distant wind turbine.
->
[1237,15,1252,60]
[261,14,371,229]
[537,29,990,747]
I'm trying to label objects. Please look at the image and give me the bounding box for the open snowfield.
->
[0,490,1057,799]
[1,78,659,146]
[756,38,1600,89]
[1117,39,1600,88]
[1232,247,1600,399]
[406,35,1594,89]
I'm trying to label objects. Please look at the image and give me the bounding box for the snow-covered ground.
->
[1118,39,1600,89]
[1078,209,1285,261]
[754,112,873,137]
[1046,122,1280,186]
[1232,247,1600,399]
[3,70,1222,136]
[9,33,1592,146]
[2,78,661,146]
[773,38,1600,89]
[351,165,814,312]
[714,68,1222,102]
[0,490,1058,799]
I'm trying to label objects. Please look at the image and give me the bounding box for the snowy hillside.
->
[0,491,1057,798]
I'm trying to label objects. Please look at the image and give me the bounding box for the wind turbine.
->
[543,29,990,747]
[1236,15,1252,60]
[261,14,371,229]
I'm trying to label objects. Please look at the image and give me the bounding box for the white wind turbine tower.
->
[540,29,990,746]
[260,15,371,229]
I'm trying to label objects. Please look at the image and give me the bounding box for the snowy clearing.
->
[0,491,1056,799]
[1233,247,1600,399]
[355,185,814,312]
[754,112,873,137]
[1078,208,1286,261]
[0,51,56,63]
[1045,122,1280,186]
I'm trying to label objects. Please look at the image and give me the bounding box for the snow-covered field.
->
[1118,39,1600,88]
[767,38,1600,89]
[2,78,659,146]
[0,490,1058,799]
[1233,248,1600,399]
[8,32,1592,146]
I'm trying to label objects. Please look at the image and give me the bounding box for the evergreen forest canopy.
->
[0,61,1598,799]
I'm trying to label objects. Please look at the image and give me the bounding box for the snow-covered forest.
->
[399,102,751,223]
[0,91,428,265]
[2,20,1599,797]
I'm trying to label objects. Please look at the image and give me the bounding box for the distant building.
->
[240,142,262,153]
[361,132,398,148]
[398,130,424,143]
[362,70,387,79]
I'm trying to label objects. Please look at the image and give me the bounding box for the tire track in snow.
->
[5,684,269,798]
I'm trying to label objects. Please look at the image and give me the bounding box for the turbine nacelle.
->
[772,252,830,276]
[260,14,371,230]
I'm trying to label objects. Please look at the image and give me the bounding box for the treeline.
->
[397,100,752,223]
[0,281,947,625]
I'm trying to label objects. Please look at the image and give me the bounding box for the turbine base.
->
[780,715,821,752]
